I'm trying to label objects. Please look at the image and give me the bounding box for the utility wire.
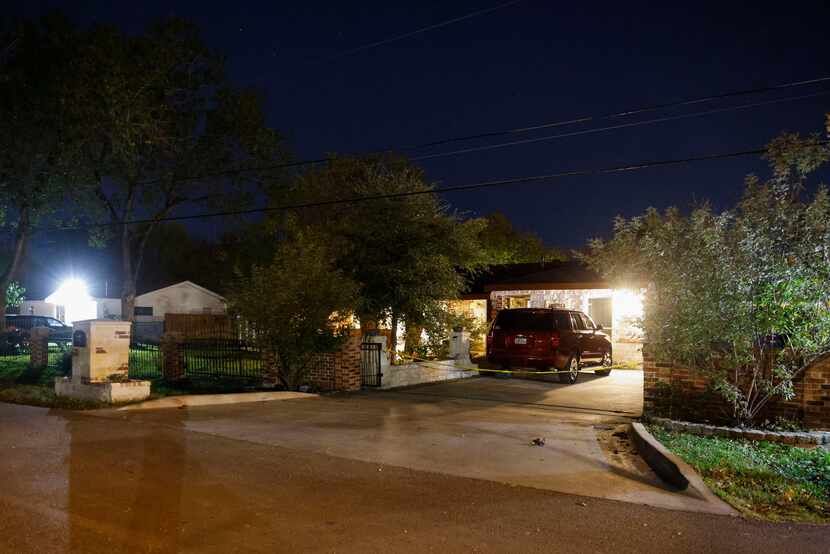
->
[321,1,523,62]
[133,77,830,187]
[56,145,770,231]
[410,90,830,161]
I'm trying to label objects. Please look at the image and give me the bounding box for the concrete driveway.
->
[396,369,644,416]
[95,371,729,515]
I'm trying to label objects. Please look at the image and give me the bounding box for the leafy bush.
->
[585,126,830,424]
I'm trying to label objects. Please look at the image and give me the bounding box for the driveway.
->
[396,369,644,416]
[91,371,727,515]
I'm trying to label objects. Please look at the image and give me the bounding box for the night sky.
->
[7,1,830,296]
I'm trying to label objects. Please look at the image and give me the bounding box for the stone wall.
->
[643,347,830,430]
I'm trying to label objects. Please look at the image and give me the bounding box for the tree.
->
[0,15,84,329]
[65,18,287,319]
[477,212,566,264]
[5,282,24,310]
[583,124,830,424]
[283,155,485,357]
[228,226,358,389]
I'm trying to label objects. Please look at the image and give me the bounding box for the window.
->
[570,313,587,330]
[553,312,572,330]
[46,318,66,328]
[582,313,597,330]
[134,306,154,316]
[507,295,530,309]
[495,310,556,331]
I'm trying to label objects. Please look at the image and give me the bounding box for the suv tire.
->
[595,350,613,376]
[558,353,580,384]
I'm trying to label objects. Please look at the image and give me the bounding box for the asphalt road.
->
[1,401,827,553]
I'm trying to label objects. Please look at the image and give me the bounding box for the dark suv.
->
[485,308,612,384]
[3,315,73,350]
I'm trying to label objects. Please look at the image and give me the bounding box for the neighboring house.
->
[132,281,227,322]
[455,261,645,365]
[19,280,226,325]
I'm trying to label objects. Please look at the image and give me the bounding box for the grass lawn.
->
[649,425,830,523]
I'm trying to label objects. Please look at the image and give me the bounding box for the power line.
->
[57,145,771,231]
[321,1,523,62]
[410,90,830,161]
[134,77,830,187]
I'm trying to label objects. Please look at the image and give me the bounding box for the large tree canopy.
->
[63,18,287,319]
[0,14,85,328]
[278,155,485,353]
[584,124,830,423]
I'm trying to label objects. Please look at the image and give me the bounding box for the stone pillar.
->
[333,331,362,391]
[29,327,50,369]
[449,328,470,360]
[161,333,185,381]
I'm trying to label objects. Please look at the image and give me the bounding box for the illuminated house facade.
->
[456,261,645,364]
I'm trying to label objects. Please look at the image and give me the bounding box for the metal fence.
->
[129,339,163,380]
[0,343,67,384]
[180,338,263,379]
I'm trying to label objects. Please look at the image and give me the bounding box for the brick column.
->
[803,353,830,430]
[333,331,362,391]
[29,327,51,369]
[161,333,185,381]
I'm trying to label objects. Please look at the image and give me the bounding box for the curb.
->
[629,422,737,514]
[110,391,317,411]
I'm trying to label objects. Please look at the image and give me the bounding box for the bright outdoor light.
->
[612,289,644,319]
[45,278,98,325]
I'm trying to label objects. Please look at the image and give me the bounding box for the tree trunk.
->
[389,311,399,364]
[0,207,30,331]
[405,322,424,355]
[120,225,136,321]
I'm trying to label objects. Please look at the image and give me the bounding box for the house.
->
[132,281,227,322]
[19,280,226,325]
[454,261,645,364]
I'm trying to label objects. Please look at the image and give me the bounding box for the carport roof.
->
[462,261,609,298]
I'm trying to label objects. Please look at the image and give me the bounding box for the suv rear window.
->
[495,310,570,331]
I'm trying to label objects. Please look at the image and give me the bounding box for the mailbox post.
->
[55,320,151,403]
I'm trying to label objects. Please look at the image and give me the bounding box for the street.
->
[1,384,827,553]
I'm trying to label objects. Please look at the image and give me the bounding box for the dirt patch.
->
[595,423,662,482]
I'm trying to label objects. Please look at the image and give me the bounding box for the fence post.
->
[262,349,281,387]
[333,331,362,391]
[29,327,50,370]
[161,333,185,381]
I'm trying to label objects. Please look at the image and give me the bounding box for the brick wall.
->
[643,346,830,430]
[283,330,362,392]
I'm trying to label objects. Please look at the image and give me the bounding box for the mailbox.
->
[71,320,132,382]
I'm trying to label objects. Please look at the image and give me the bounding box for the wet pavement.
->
[1,377,827,553]
[89,372,726,515]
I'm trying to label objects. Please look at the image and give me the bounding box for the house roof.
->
[136,280,226,302]
[462,261,608,298]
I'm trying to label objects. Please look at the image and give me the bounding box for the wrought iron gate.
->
[360,342,382,387]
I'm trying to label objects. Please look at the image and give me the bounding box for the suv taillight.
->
[550,331,560,350]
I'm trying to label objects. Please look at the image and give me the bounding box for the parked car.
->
[3,315,73,349]
[485,308,612,384]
